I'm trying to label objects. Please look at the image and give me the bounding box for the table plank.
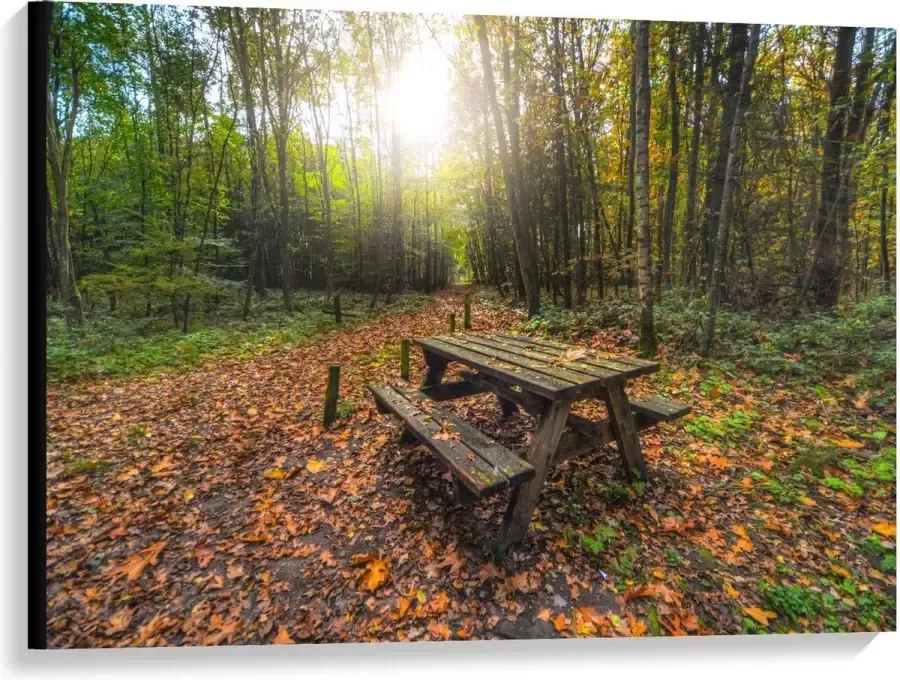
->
[463,333,621,383]
[436,335,606,389]
[415,337,572,399]
[486,332,657,378]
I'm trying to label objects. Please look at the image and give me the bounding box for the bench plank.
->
[367,384,534,497]
[631,396,692,422]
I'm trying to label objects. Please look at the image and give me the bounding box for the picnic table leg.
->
[498,398,572,549]
[421,351,449,388]
[603,383,649,482]
[497,395,519,418]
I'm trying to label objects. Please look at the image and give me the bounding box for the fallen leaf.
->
[273,625,294,644]
[360,558,389,591]
[263,468,286,480]
[107,541,167,582]
[536,608,551,622]
[872,522,896,538]
[398,597,411,618]
[744,607,777,626]
[552,612,568,633]
[723,583,740,599]
[830,564,851,579]
[833,439,863,449]
[105,608,133,635]
[306,459,326,473]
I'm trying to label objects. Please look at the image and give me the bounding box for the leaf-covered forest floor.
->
[45,286,896,647]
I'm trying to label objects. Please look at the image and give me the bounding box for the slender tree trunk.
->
[703,24,747,284]
[701,25,760,357]
[474,15,541,317]
[634,21,657,357]
[661,23,681,291]
[552,19,572,309]
[683,23,706,287]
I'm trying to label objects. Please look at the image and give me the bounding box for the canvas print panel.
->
[40,1,896,647]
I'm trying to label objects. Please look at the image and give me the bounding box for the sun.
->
[383,41,452,145]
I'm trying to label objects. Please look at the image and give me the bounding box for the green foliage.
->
[580,522,618,555]
[337,400,357,419]
[519,308,576,338]
[759,581,821,623]
[47,290,428,381]
[65,459,113,477]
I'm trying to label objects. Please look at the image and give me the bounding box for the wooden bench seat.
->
[556,395,691,463]
[630,396,692,426]
[367,383,535,501]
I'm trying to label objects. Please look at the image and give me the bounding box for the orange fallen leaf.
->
[536,608,552,622]
[630,618,648,637]
[652,570,665,580]
[263,468,286,480]
[723,583,740,599]
[872,522,896,538]
[398,597,411,618]
[306,458,326,473]
[107,541,167,582]
[833,439,863,449]
[360,558,389,591]
[552,612,568,633]
[744,607,777,626]
[830,564,851,579]
[577,606,605,626]
[427,620,452,640]
[799,496,817,507]
[106,608,133,635]
[273,625,294,644]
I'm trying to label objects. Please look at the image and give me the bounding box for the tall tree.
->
[682,22,706,286]
[661,22,680,290]
[634,21,656,356]
[809,27,857,308]
[474,15,541,317]
[46,3,87,325]
[702,25,761,357]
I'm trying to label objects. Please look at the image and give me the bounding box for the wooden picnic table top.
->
[414,331,658,401]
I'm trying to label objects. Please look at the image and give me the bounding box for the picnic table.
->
[367,331,689,548]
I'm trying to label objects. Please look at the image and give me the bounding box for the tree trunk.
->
[702,24,747,285]
[701,25,760,357]
[634,21,657,357]
[661,22,680,291]
[474,15,541,317]
[809,27,856,308]
[683,23,706,287]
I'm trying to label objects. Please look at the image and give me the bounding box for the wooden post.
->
[400,338,410,381]
[323,364,340,426]
[333,294,342,324]
[464,293,472,330]
[450,313,456,333]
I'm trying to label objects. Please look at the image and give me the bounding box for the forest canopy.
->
[43,3,896,356]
